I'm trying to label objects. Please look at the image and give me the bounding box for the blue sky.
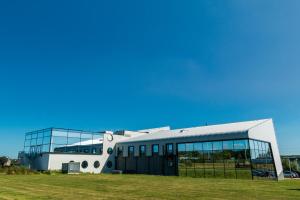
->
[0,0,299,158]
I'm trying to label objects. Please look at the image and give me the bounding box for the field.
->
[0,174,300,200]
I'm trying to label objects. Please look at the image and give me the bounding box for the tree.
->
[0,156,9,167]
[282,158,299,172]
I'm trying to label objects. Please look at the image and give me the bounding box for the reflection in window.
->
[139,145,146,156]
[250,140,275,179]
[152,144,159,155]
[23,129,104,155]
[177,139,275,180]
[166,144,173,155]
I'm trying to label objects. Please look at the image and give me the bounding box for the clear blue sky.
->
[0,0,299,158]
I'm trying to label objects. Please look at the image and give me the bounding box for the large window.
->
[250,140,276,179]
[23,129,103,155]
[177,139,276,180]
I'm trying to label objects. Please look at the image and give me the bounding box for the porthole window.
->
[106,161,113,168]
[94,161,100,169]
[107,147,113,155]
[81,161,88,169]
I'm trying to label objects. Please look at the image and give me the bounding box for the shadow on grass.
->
[288,189,300,191]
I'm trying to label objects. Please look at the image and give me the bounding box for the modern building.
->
[19,119,284,180]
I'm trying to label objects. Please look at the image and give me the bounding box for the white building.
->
[19,119,283,180]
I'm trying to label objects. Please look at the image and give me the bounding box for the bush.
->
[5,166,39,175]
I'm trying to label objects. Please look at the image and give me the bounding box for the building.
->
[19,119,284,180]
[281,155,300,172]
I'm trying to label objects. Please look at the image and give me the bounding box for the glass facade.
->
[24,128,103,155]
[178,139,276,180]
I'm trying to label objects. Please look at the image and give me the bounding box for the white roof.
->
[120,119,271,143]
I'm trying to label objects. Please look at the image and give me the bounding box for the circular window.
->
[107,147,113,155]
[81,161,88,169]
[106,161,113,168]
[107,134,114,142]
[94,161,100,169]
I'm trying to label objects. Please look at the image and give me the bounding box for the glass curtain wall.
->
[24,129,103,155]
[250,140,276,179]
[178,139,276,180]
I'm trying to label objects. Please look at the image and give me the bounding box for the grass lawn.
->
[0,174,300,200]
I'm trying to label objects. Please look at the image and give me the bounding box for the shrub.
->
[5,166,38,175]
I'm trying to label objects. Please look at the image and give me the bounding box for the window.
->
[94,161,100,169]
[152,144,159,155]
[81,161,88,169]
[106,161,113,168]
[166,144,173,155]
[84,149,89,153]
[128,146,134,157]
[107,147,113,155]
[139,145,146,156]
[177,139,273,180]
[234,140,248,150]
[250,139,276,180]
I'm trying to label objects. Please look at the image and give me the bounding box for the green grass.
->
[0,174,299,200]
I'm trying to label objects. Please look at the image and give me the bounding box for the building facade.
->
[19,119,284,180]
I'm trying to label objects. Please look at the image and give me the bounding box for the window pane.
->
[43,137,51,144]
[52,136,68,145]
[152,145,159,154]
[52,130,68,137]
[203,142,212,151]
[128,146,134,156]
[254,140,259,150]
[43,130,51,137]
[178,144,186,176]
[25,134,31,140]
[213,141,223,151]
[37,137,43,145]
[140,145,146,156]
[37,131,44,138]
[67,137,81,145]
[249,140,255,150]
[234,140,248,150]
[178,144,186,152]
[223,140,234,150]
[194,143,202,151]
[167,144,173,154]
[186,143,193,152]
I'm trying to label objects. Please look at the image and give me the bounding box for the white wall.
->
[46,133,129,173]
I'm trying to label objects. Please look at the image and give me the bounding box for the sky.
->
[0,0,299,158]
